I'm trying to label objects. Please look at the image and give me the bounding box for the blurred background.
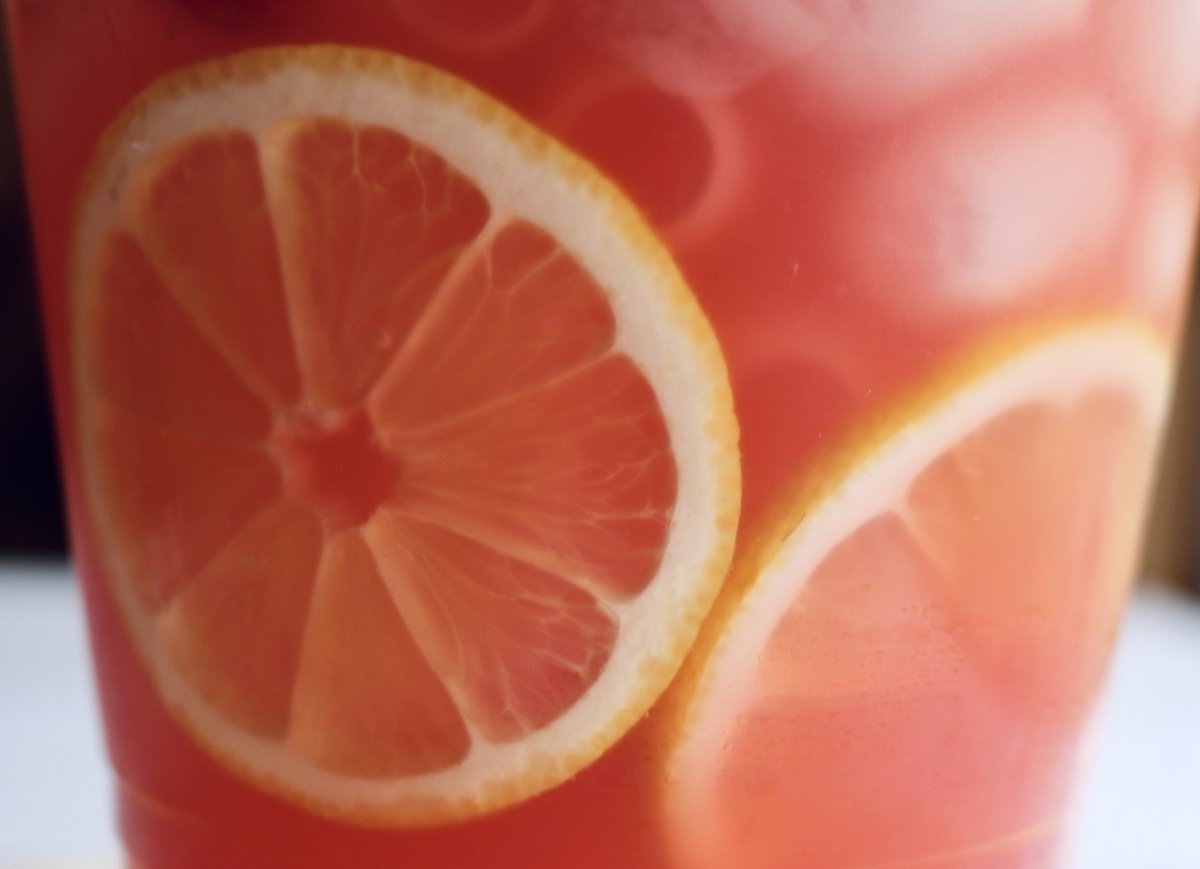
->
[0,24,66,559]
[1144,300,1200,594]
[0,31,1197,590]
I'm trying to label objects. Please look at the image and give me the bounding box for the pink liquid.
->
[7,1,1199,866]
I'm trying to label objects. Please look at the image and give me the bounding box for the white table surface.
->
[2,561,1199,868]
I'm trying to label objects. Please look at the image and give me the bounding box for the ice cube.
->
[549,74,747,244]
[1100,0,1200,131]
[730,309,873,507]
[389,0,551,53]
[790,0,1090,120]
[1126,167,1200,312]
[575,0,827,98]
[699,0,834,61]
[581,0,1087,107]
[839,90,1130,312]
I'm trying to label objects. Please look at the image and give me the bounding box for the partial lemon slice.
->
[665,321,1168,868]
[71,45,739,825]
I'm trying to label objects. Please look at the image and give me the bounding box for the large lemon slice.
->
[71,45,739,825]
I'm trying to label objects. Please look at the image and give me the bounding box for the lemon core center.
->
[275,408,399,530]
